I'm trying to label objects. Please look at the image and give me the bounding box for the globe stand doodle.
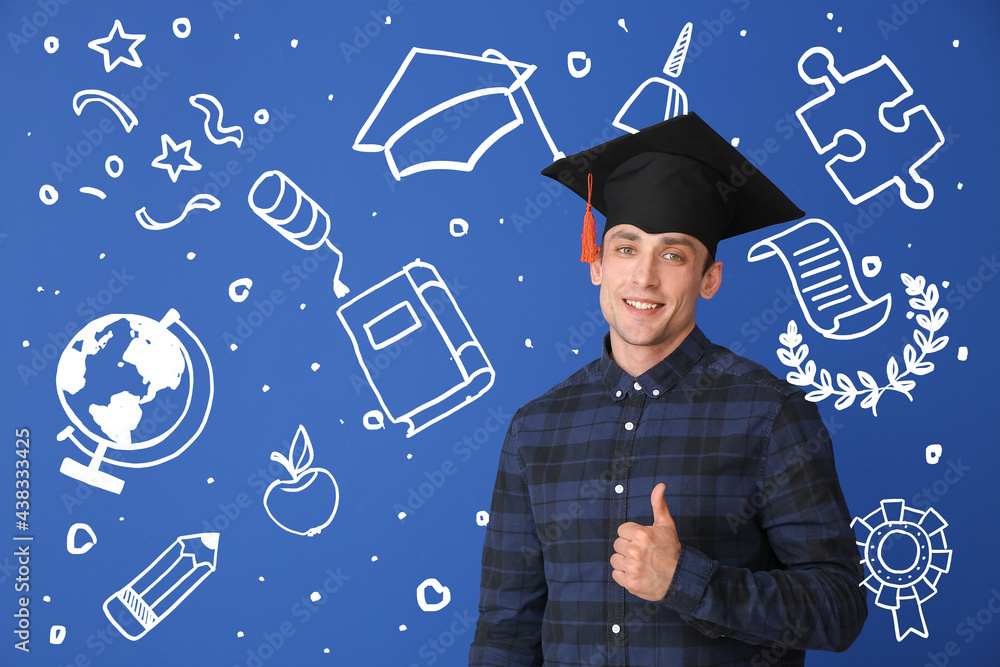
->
[55,308,214,495]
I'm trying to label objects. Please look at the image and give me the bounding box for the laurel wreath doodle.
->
[777,273,948,416]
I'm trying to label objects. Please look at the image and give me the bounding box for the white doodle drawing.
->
[777,273,948,415]
[614,22,692,134]
[337,260,495,437]
[56,309,214,494]
[39,184,58,205]
[925,444,942,464]
[263,425,340,537]
[567,51,591,78]
[67,523,97,555]
[151,134,202,183]
[44,36,59,54]
[476,511,489,526]
[247,170,349,297]
[617,18,628,33]
[50,626,66,645]
[172,18,191,39]
[135,194,221,230]
[88,20,145,72]
[105,155,124,178]
[852,500,951,641]
[104,532,219,641]
[416,578,451,612]
[862,255,882,278]
[353,47,564,180]
[363,410,385,430]
[79,187,106,200]
[449,218,469,237]
[229,278,253,303]
[73,90,138,133]
[189,94,244,147]
[795,46,945,209]
[748,218,891,340]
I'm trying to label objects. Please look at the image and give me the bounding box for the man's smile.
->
[624,298,664,311]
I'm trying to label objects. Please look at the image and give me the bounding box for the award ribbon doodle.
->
[852,499,951,641]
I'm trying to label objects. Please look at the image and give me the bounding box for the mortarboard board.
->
[541,112,804,261]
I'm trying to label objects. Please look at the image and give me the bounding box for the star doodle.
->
[151,134,202,183]
[88,20,146,72]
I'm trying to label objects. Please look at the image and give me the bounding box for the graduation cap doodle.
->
[353,47,564,180]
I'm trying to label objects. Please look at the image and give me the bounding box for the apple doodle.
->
[263,425,340,537]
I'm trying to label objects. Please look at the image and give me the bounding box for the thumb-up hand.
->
[610,483,681,601]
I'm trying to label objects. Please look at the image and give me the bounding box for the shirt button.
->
[633,381,642,391]
[624,422,634,431]
[614,484,624,494]
[615,390,622,398]
[652,389,660,397]
[612,624,621,634]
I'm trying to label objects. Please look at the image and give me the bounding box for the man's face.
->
[590,225,722,370]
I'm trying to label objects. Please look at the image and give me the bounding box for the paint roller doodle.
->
[614,22,692,134]
[189,94,244,147]
[748,218,891,340]
[73,90,138,132]
[248,171,349,297]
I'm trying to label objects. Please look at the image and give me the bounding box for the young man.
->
[469,113,866,666]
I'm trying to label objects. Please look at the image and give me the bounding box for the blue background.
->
[2,0,998,665]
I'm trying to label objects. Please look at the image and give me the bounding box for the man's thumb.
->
[650,483,671,526]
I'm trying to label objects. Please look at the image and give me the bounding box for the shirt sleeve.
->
[659,392,868,652]
[468,416,547,667]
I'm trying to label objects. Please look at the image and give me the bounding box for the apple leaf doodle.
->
[778,273,948,416]
[264,425,340,537]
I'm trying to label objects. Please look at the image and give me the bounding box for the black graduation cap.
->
[541,112,804,261]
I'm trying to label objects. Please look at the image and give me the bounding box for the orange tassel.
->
[580,173,599,263]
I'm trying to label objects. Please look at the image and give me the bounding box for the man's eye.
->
[618,247,635,255]
[663,252,681,261]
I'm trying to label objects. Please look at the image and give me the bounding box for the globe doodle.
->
[57,314,190,449]
[56,309,214,494]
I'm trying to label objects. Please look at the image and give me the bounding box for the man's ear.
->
[590,250,603,286]
[700,260,723,299]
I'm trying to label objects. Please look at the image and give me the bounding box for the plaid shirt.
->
[470,327,866,666]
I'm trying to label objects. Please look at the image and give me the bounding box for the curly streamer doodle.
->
[776,273,948,416]
[189,94,244,147]
[135,194,221,230]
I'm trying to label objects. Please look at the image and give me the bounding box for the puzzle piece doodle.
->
[795,47,945,210]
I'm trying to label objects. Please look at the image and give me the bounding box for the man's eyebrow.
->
[606,229,696,248]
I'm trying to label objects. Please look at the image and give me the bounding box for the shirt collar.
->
[600,326,710,401]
